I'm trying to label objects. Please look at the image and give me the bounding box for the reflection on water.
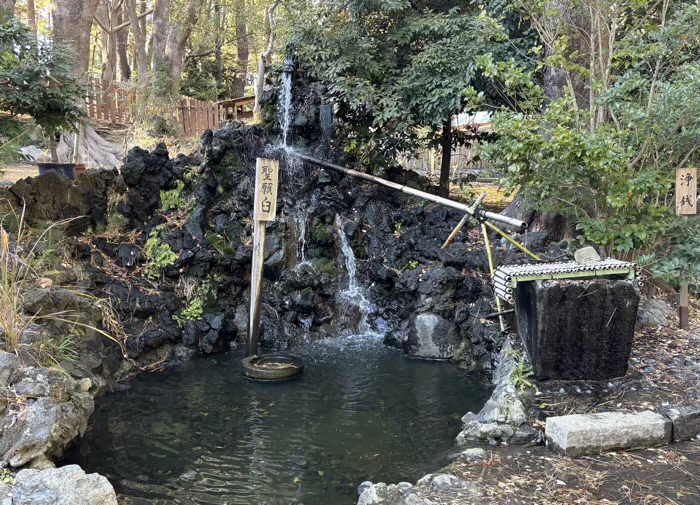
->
[66,336,489,505]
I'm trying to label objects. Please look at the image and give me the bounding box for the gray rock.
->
[0,394,94,467]
[546,411,672,456]
[357,482,432,505]
[0,352,20,388]
[637,299,673,328]
[457,341,529,444]
[574,246,601,264]
[406,313,458,360]
[456,447,488,462]
[11,465,117,505]
[514,279,639,380]
[662,404,700,442]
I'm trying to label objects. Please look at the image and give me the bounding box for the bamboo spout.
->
[295,154,527,230]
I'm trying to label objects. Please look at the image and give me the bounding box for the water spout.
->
[279,57,295,148]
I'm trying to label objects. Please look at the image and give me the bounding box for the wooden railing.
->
[87,79,131,125]
[86,79,248,137]
[178,96,220,137]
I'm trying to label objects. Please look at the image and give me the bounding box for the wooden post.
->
[247,158,280,357]
[676,167,696,330]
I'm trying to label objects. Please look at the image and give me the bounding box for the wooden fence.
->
[398,145,494,184]
[178,96,220,137]
[87,79,130,125]
[86,79,226,138]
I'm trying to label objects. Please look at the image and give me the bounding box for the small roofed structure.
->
[218,96,255,122]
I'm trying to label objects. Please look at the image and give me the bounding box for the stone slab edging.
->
[545,405,700,456]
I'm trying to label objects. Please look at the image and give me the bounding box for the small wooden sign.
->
[676,167,697,215]
[253,158,279,221]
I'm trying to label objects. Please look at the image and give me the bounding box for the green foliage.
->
[144,229,178,280]
[286,0,525,170]
[159,180,188,212]
[404,260,420,270]
[0,118,33,167]
[173,298,204,329]
[484,1,700,276]
[508,350,536,393]
[0,17,84,137]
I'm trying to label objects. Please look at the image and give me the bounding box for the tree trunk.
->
[438,115,452,198]
[254,0,279,117]
[215,3,223,92]
[151,0,202,97]
[116,4,131,80]
[52,0,101,80]
[232,0,248,98]
[152,0,170,72]
[167,0,202,95]
[1,0,14,17]
[27,0,37,36]
[126,0,148,85]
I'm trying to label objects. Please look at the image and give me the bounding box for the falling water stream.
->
[279,60,294,148]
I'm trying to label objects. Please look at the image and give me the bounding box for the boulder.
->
[120,144,176,224]
[10,465,117,505]
[637,299,673,328]
[457,341,531,445]
[0,394,94,467]
[406,313,458,360]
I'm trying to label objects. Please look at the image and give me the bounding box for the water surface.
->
[67,337,489,505]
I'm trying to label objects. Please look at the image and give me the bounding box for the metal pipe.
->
[247,220,266,357]
[296,154,527,230]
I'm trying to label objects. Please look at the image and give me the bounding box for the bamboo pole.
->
[482,222,506,332]
[441,192,487,249]
[296,154,527,230]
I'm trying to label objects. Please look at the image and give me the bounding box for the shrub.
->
[143,229,177,280]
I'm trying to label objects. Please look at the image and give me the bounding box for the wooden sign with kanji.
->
[676,167,697,215]
[253,158,279,221]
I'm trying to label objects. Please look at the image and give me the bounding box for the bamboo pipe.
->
[441,192,487,249]
[295,154,527,230]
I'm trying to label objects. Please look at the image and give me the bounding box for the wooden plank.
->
[182,98,190,137]
[193,99,200,134]
[676,167,697,215]
[188,97,196,136]
[680,282,689,330]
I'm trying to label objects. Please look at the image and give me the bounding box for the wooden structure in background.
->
[178,96,220,137]
[218,96,255,122]
[86,79,244,138]
[86,79,130,125]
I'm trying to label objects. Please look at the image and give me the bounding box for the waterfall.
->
[279,62,294,148]
[334,215,377,336]
[292,209,309,269]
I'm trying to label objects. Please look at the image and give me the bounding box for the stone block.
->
[514,279,639,380]
[546,411,671,456]
[662,404,700,442]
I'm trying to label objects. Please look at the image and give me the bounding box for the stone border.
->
[545,404,700,456]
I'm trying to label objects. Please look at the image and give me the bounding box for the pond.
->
[66,336,490,505]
